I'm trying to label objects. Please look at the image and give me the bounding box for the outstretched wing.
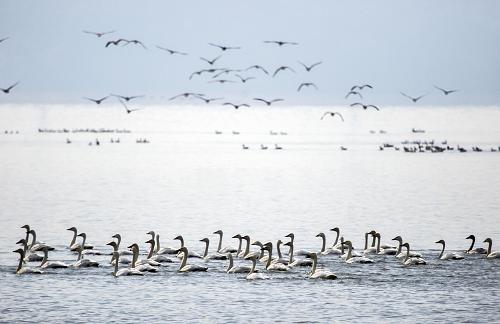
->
[350,103,363,107]
[367,105,379,111]
[400,92,413,100]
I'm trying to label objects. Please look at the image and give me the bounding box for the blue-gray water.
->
[0,104,499,323]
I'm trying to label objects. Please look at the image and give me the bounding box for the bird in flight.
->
[320,111,344,121]
[156,45,188,56]
[350,103,379,111]
[253,98,284,106]
[345,91,363,99]
[119,99,143,114]
[298,61,322,72]
[400,92,426,102]
[263,40,299,47]
[209,79,235,84]
[123,39,147,49]
[223,102,250,109]
[351,84,373,91]
[84,96,109,104]
[83,30,115,38]
[235,75,255,83]
[169,92,204,100]
[110,94,144,102]
[208,43,241,51]
[245,65,269,75]
[194,95,223,104]
[0,37,9,44]
[434,86,458,95]
[212,69,241,79]
[297,82,318,92]
[200,55,222,65]
[105,38,128,47]
[272,66,296,77]
[1,81,19,94]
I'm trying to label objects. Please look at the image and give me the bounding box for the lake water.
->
[0,104,499,323]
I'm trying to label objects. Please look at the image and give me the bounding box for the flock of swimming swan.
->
[13,225,499,280]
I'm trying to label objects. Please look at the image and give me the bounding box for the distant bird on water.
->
[264,40,298,47]
[273,66,296,77]
[156,45,188,56]
[400,92,426,103]
[298,61,322,72]
[111,94,144,102]
[351,84,373,91]
[1,82,19,94]
[350,103,379,111]
[245,65,269,75]
[434,86,458,95]
[223,102,250,109]
[119,99,143,114]
[209,43,241,51]
[84,96,109,104]
[320,111,344,121]
[253,98,284,106]
[200,55,222,65]
[345,91,363,99]
[297,82,318,92]
[83,30,115,38]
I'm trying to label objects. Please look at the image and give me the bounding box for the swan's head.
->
[21,225,30,232]
[483,238,492,244]
[77,232,86,239]
[251,241,264,248]
[106,241,117,248]
[199,238,209,243]
[232,234,241,239]
[466,234,475,240]
[342,240,352,247]
[145,239,155,245]
[242,235,250,242]
[368,230,377,235]
[173,235,183,241]
[244,254,259,261]
[401,243,410,249]
[283,241,292,247]
[66,227,77,233]
[392,236,403,242]
[176,247,188,255]
[112,234,121,240]
[127,243,139,251]
[435,239,445,245]
[330,227,340,233]
[316,232,325,238]
[146,231,155,236]
[213,230,223,235]
[307,252,318,260]
[277,239,282,246]
[13,248,25,256]
[16,239,26,245]
[285,233,294,239]
[374,233,381,238]
[29,229,36,235]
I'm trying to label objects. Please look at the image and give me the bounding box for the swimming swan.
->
[343,241,374,263]
[145,239,175,263]
[392,236,421,258]
[73,246,99,268]
[316,232,342,255]
[435,240,464,260]
[67,227,93,250]
[111,234,133,255]
[174,235,202,258]
[106,241,131,264]
[40,247,69,268]
[284,241,312,267]
[128,244,159,272]
[13,249,43,274]
[16,239,43,262]
[112,252,144,277]
[76,233,102,255]
[213,230,237,253]
[226,253,253,273]
[176,247,208,272]
[483,238,500,259]
[465,235,487,254]
[375,233,398,255]
[155,234,177,255]
[308,252,337,279]
[285,233,313,257]
[262,243,289,271]
[401,243,426,265]
[363,230,377,254]
[28,229,54,252]
[200,238,227,260]
[244,254,269,280]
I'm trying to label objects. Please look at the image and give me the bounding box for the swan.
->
[244,254,269,280]
[16,239,43,262]
[401,243,426,265]
[128,244,159,272]
[111,234,133,255]
[284,241,312,267]
[393,236,422,258]
[316,232,342,255]
[67,227,93,250]
[72,246,99,268]
[232,234,243,256]
[274,240,290,264]
[13,249,43,274]
[239,235,251,258]
[145,239,175,263]
[76,233,102,255]
[226,253,253,273]
[177,247,208,272]
[155,234,177,255]
[261,243,289,271]
[343,241,374,264]
[28,229,54,252]
[250,241,266,262]
[106,241,131,264]
[374,233,398,255]
[213,230,237,253]
[308,253,337,279]
[111,252,144,277]
[240,236,262,259]
[339,237,362,259]
[435,240,464,260]
[465,235,487,254]
[483,238,500,258]
[329,227,342,249]
[285,233,313,257]
[40,247,69,268]
[199,238,227,261]
[174,235,202,258]
[363,230,378,254]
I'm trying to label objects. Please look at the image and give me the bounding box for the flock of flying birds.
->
[0,31,459,123]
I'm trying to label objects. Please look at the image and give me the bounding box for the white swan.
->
[111,252,144,277]
[40,247,69,268]
[174,235,202,258]
[226,253,253,273]
[28,229,54,252]
[262,243,289,271]
[177,247,208,272]
[483,238,500,259]
[393,236,422,258]
[316,232,342,255]
[435,240,464,260]
[375,233,398,255]
[67,227,93,251]
[145,239,175,263]
[308,253,337,279]
[76,233,102,255]
[363,230,377,254]
[244,254,269,280]
[343,241,374,264]
[329,227,342,249]
[465,235,487,254]
[111,234,133,255]
[106,241,131,264]
[72,246,99,268]
[240,236,261,259]
[232,234,243,256]
[285,233,313,256]
[16,239,43,262]
[284,241,312,267]
[213,230,237,253]
[199,238,227,261]
[274,240,290,264]
[339,237,362,259]
[155,234,177,255]
[13,249,43,274]
[401,243,426,265]
[128,244,159,272]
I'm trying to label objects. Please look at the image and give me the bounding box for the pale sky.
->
[0,0,499,106]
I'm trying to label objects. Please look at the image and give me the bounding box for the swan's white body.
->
[200,238,228,261]
[436,240,464,260]
[245,256,269,280]
[129,244,158,272]
[40,248,69,269]
[402,243,426,265]
[344,241,374,264]
[285,242,313,267]
[309,253,337,280]
[465,235,487,254]
[68,227,94,251]
[73,247,99,268]
[13,249,44,274]
[226,253,253,273]
[263,243,289,271]
[112,252,144,276]
[484,238,500,259]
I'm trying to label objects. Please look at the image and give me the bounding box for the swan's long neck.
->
[113,257,119,276]
[20,240,28,253]
[266,247,273,269]
[311,256,317,275]
[24,231,30,244]
[131,247,138,268]
[371,234,376,247]
[288,244,294,264]
[277,241,283,259]
[333,231,339,247]
[486,240,492,255]
[466,237,474,253]
[438,242,445,259]
[340,237,345,254]
[376,235,381,253]
[147,241,155,259]
[30,231,37,249]
[364,233,368,250]
[69,231,77,247]
[77,248,83,261]
[347,244,352,260]
[41,249,48,266]
[243,238,250,257]
[397,239,402,254]
[116,235,121,249]
[179,251,188,270]
[178,237,184,248]
[203,241,209,258]
[216,233,222,252]
[404,245,410,262]
[249,258,256,275]
[81,235,87,249]
[16,254,23,273]
[320,235,326,253]
[227,253,234,272]
[155,235,160,253]
[236,237,242,255]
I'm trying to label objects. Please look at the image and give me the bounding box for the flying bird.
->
[253,98,284,106]
[200,55,222,65]
[345,91,363,99]
[350,103,379,111]
[213,69,241,78]
[83,30,115,38]
[235,75,255,83]
[208,43,241,51]
[297,82,318,92]
[263,40,299,47]
[84,96,109,104]
[320,111,344,121]
[119,99,143,114]
[298,61,322,72]
[209,79,235,84]
[105,39,128,47]
[123,39,147,49]
[169,92,204,100]
[156,45,188,55]
[110,94,144,102]
[351,84,373,91]
[223,102,250,109]
[0,37,9,44]
[272,66,296,77]
[434,86,458,95]
[400,92,426,102]
[245,65,269,75]
[194,95,223,104]
[1,81,19,94]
